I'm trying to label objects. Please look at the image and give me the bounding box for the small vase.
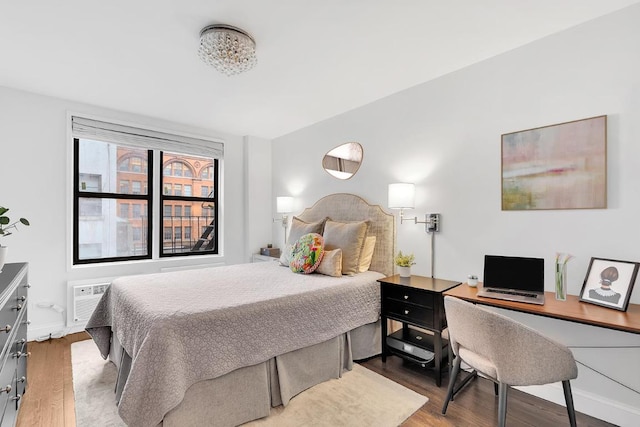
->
[397,266,411,278]
[0,246,7,273]
[555,262,566,301]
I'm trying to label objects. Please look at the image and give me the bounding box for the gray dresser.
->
[0,263,29,426]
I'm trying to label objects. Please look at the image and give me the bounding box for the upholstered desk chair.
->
[441,296,578,427]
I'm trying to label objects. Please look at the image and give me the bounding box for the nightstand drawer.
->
[384,285,434,308]
[384,299,434,328]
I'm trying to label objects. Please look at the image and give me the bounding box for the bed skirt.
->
[108,320,381,427]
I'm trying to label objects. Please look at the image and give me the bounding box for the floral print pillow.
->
[290,233,325,274]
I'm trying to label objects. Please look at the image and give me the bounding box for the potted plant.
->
[394,251,415,278]
[0,206,30,272]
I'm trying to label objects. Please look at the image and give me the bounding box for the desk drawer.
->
[384,299,434,328]
[384,285,434,308]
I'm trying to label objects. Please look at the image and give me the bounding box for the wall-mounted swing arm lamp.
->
[388,183,440,232]
[273,196,293,245]
[388,183,441,278]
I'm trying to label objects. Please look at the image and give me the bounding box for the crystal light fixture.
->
[198,24,257,76]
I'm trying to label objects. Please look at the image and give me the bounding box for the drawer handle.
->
[23,283,31,288]
[23,320,31,326]
[14,351,31,359]
[0,385,11,394]
[1,325,11,333]
[17,296,26,302]
[404,309,410,315]
[404,295,409,300]
[16,377,25,384]
[12,304,22,311]
[16,338,26,345]
[11,394,21,402]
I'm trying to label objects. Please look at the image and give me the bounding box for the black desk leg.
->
[381,317,387,362]
[434,331,442,387]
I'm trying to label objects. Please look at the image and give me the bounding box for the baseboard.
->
[27,321,70,342]
[516,383,640,426]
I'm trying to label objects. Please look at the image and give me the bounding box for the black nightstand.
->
[378,274,461,386]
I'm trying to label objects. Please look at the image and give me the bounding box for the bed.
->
[86,193,395,427]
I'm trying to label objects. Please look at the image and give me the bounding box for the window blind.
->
[71,116,224,158]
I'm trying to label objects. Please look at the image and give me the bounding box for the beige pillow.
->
[323,220,368,275]
[358,236,376,273]
[288,216,327,244]
[315,249,343,277]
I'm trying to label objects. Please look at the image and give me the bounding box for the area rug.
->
[72,339,427,426]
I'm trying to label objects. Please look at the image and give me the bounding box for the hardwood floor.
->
[16,332,613,427]
[16,333,88,427]
[361,357,615,427]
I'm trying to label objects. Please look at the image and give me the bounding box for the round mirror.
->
[322,142,363,180]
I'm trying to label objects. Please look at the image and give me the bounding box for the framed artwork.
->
[501,115,607,210]
[579,257,639,311]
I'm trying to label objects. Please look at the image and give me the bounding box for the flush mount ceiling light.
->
[198,24,257,76]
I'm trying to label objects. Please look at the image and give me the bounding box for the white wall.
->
[0,86,252,340]
[272,5,640,425]
[244,135,273,261]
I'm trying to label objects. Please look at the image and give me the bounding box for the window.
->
[72,116,222,264]
[163,160,194,178]
[119,156,147,173]
[120,203,130,218]
[161,152,217,256]
[74,140,151,263]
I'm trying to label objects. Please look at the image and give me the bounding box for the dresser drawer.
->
[384,285,434,308]
[0,352,17,423]
[384,299,435,328]
[0,303,19,357]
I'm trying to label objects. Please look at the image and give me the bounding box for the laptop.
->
[476,255,545,305]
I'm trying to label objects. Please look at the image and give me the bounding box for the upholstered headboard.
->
[297,193,396,277]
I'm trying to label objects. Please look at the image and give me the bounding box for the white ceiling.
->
[1,1,638,139]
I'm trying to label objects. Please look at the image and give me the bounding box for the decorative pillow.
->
[322,220,368,275]
[288,217,327,244]
[289,233,325,274]
[279,242,294,266]
[358,236,377,273]
[315,249,343,277]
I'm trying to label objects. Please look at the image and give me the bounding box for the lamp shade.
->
[388,183,415,209]
[276,196,293,213]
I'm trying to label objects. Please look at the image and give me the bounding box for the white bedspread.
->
[86,262,383,427]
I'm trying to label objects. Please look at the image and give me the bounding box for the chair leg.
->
[562,380,577,427]
[441,355,462,414]
[497,382,508,427]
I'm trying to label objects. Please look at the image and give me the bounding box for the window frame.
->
[73,138,154,264]
[159,152,219,258]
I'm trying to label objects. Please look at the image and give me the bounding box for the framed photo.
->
[502,115,607,210]
[579,257,640,311]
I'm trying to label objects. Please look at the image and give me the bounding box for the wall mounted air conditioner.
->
[69,282,110,325]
